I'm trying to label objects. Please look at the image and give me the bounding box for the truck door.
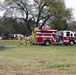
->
[56,32,63,42]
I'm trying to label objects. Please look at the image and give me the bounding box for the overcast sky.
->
[0,0,76,20]
[65,0,76,20]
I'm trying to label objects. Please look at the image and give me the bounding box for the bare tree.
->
[4,0,34,36]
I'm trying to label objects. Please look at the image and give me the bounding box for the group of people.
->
[18,34,34,46]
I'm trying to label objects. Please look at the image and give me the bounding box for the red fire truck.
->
[32,28,76,46]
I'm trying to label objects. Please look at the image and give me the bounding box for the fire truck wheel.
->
[69,41,74,46]
[44,40,51,46]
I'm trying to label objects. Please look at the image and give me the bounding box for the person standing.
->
[29,36,33,46]
[18,36,21,45]
[24,36,27,46]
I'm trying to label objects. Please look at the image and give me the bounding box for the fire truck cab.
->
[56,30,76,46]
[32,28,76,46]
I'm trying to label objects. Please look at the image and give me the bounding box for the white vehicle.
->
[13,34,24,39]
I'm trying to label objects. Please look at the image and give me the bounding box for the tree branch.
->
[36,3,46,27]
[39,14,51,29]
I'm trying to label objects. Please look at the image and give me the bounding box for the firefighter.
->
[24,36,27,46]
[29,31,35,46]
[32,31,35,44]
[32,31,34,39]
[29,36,33,46]
[18,36,21,45]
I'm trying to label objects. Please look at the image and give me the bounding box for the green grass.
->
[0,40,76,75]
[0,40,18,45]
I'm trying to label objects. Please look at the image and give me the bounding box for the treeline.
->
[0,0,72,37]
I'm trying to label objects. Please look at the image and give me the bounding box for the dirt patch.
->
[0,69,66,75]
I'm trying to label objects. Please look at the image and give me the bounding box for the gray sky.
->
[65,0,76,20]
[0,0,76,20]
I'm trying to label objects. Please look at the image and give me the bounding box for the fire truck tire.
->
[69,41,74,46]
[44,40,51,46]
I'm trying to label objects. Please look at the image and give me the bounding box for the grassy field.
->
[0,40,76,75]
